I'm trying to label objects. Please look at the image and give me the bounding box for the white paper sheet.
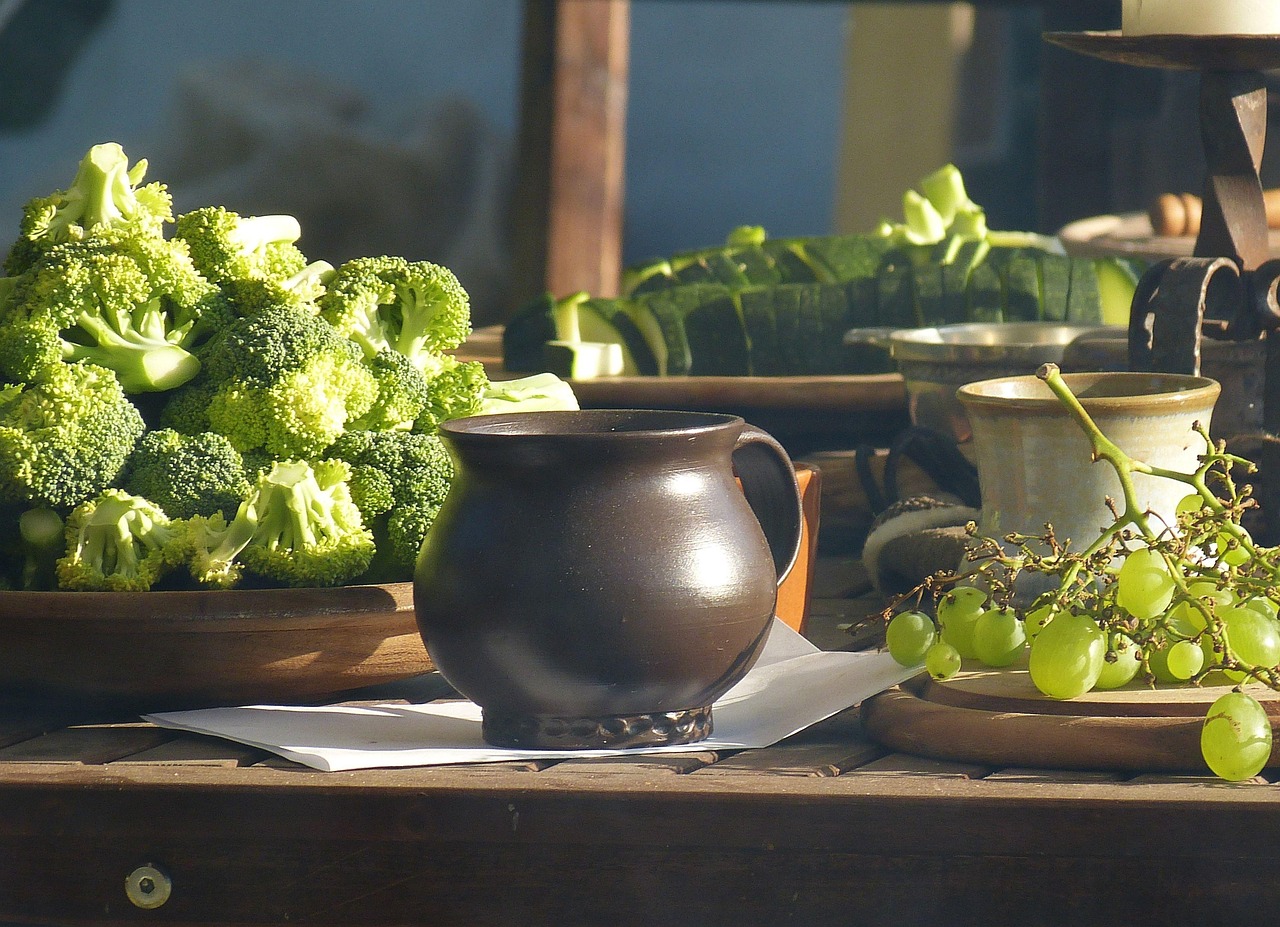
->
[145,620,915,772]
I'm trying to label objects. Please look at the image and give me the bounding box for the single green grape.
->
[886,610,936,667]
[937,587,986,660]
[940,586,987,613]
[1094,632,1141,690]
[1176,493,1203,512]
[1115,547,1176,621]
[1242,596,1279,622]
[972,606,1026,668]
[1165,639,1205,681]
[925,641,962,681]
[1028,612,1106,699]
[1201,690,1272,781]
[1024,603,1055,641]
[1214,527,1252,568]
[1221,606,1280,680]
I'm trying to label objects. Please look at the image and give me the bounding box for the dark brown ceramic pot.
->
[414,409,803,749]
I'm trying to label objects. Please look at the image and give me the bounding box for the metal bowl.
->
[889,322,1121,443]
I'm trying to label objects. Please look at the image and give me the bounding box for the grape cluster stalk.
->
[876,363,1279,781]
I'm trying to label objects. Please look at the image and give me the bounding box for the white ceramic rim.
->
[956,370,1221,416]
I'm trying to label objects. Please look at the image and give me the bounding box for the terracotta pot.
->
[414,409,803,750]
[957,371,1221,553]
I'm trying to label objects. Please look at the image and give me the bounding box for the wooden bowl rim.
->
[0,582,417,633]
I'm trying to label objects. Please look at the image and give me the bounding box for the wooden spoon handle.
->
[1150,189,1280,236]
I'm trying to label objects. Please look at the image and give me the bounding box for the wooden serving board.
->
[456,326,910,453]
[861,660,1280,773]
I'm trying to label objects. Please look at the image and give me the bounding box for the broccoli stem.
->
[73,144,137,231]
[230,215,302,252]
[64,308,201,392]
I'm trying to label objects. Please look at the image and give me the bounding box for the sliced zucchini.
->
[999,249,1042,322]
[1065,256,1103,324]
[542,340,625,379]
[1038,252,1072,322]
[876,252,917,329]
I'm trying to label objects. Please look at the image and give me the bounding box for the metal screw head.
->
[125,865,172,909]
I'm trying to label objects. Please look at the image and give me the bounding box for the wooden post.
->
[511,0,630,317]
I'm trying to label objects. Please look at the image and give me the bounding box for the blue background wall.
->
[0,0,850,266]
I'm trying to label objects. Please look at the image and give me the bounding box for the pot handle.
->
[733,423,804,585]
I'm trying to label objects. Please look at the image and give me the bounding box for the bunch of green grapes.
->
[876,365,1280,782]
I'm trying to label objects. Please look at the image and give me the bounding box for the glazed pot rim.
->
[443,408,745,439]
[956,370,1221,414]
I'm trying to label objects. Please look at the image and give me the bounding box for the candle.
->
[1122,0,1280,35]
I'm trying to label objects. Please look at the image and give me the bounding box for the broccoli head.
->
[123,428,252,520]
[0,361,146,509]
[55,489,188,592]
[216,259,336,319]
[183,305,379,458]
[326,429,453,581]
[174,206,309,287]
[0,230,220,391]
[350,349,433,432]
[413,354,489,434]
[318,255,471,365]
[5,142,173,276]
[189,458,375,588]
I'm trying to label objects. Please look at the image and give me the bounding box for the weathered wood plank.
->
[0,723,172,765]
[108,734,268,768]
[983,767,1130,784]
[537,752,721,778]
[693,741,885,778]
[844,752,994,779]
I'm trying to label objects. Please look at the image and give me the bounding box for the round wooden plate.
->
[861,659,1280,773]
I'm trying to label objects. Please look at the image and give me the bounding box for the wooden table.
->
[1,561,1277,926]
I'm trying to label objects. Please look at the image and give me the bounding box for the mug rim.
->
[956,371,1221,415]
[441,408,745,439]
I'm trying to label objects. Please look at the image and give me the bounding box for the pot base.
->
[481,705,713,750]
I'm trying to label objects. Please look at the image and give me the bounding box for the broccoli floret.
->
[55,489,188,592]
[217,259,336,318]
[188,458,374,588]
[0,231,220,391]
[413,354,489,434]
[319,255,471,365]
[174,206,309,287]
[0,361,146,509]
[350,349,432,432]
[4,142,173,277]
[179,304,378,458]
[327,430,453,581]
[185,511,245,589]
[123,428,252,519]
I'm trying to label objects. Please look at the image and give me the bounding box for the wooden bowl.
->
[0,583,433,712]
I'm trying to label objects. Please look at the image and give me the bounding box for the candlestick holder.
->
[1044,31,1280,432]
